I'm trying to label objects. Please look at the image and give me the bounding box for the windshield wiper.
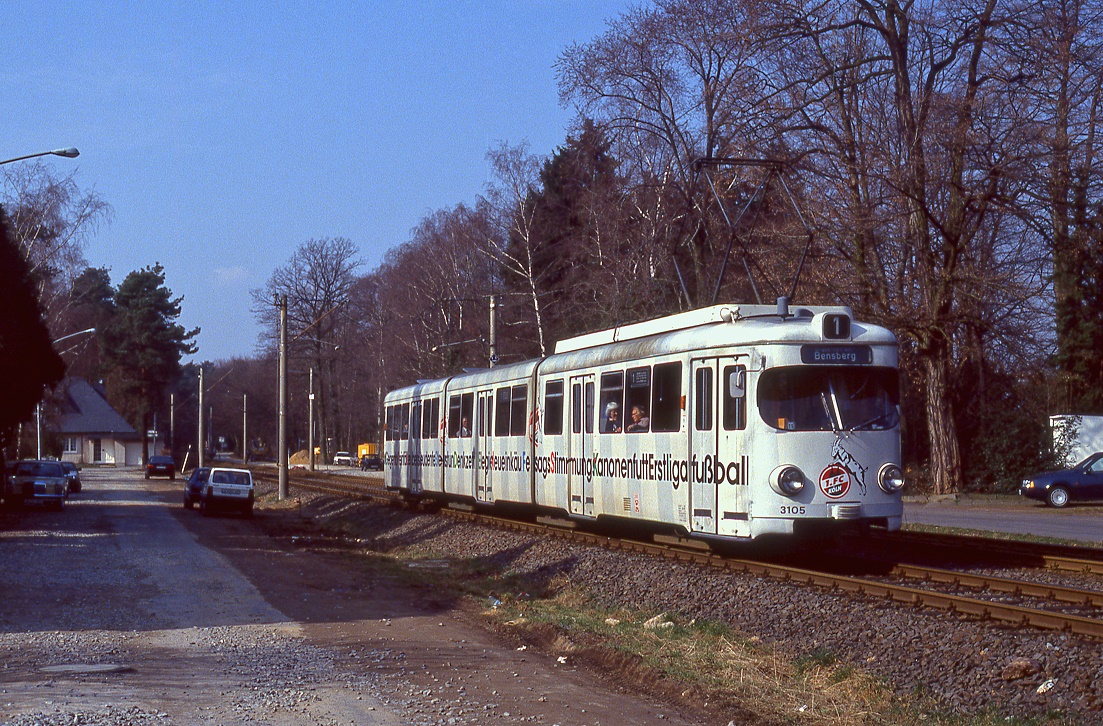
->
[847,411,893,433]
[820,392,841,433]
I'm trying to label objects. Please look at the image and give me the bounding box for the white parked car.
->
[332,451,352,466]
[200,467,254,517]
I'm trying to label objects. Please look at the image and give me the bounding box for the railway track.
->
[868,528,1103,576]
[253,469,397,503]
[251,468,1103,639]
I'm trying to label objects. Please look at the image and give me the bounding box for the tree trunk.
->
[526,246,547,357]
[924,344,962,494]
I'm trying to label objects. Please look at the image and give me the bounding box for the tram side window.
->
[652,362,682,432]
[460,392,473,437]
[599,372,624,433]
[448,394,475,437]
[432,398,442,439]
[723,365,747,431]
[695,367,713,431]
[585,382,595,434]
[495,388,511,436]
[421,398,438,439]
[398,403,410,440]
[544,380,564,436]
[511,385,527,436]
[410,402,422,442]
[385,406,393,441]
[625,367,651,433]
[572,384,582,434]
[448,395,461,438]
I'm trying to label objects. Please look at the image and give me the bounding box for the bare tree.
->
[0,161,112,326]
[770,0,1047,492]
[1007,0,1103,411]
[368,205,499,383]
[557,0,781,305]
[252,237,360,463]
[480,142,552,355]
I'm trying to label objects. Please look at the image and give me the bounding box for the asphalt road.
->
[903,497,1103,544]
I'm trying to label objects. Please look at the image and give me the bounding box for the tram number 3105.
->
[779,505,806,515]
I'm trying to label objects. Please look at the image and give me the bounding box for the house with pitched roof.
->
[57,379,163,466]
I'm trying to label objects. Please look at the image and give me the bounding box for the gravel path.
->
[0,468,700,726]
[0,469,402,726]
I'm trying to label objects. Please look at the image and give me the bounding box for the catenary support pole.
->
[242,393,248,465]
[170,393,175,453]
[278,294,289,500]
[489,295,498,368]
[308,367,315,472]
[198,367,205,468]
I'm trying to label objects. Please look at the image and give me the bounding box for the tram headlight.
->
[878,463,905,493]
[769,465,805,497]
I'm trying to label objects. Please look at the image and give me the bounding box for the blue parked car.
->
[1020,452,1103,508]
[183,467,210,510]
[61,461,81,493]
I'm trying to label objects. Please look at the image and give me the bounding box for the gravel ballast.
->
[299,485,1103,722]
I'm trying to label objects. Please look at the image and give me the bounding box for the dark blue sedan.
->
[1020,453,1103,507]
[183,467,210,510]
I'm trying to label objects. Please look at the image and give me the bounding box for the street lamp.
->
[0,147,80,165]
[38,327,97,458]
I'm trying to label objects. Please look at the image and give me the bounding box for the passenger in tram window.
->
[627,405,650,432]
[459,416,471,437]
[603,401,621,433]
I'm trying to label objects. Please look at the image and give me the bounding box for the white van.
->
[200,467,254,517]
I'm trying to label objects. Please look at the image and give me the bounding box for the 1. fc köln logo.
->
[819,464,851,499]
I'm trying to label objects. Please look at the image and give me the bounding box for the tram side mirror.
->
[728,370,746,398]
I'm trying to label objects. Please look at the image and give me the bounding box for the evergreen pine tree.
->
[0,205,66,458]
[102,264,198,463]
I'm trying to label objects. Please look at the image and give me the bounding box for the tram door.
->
[690,358,750,538]
[568,375,595,516]
[408,401,423,495]
[475,390,494,502]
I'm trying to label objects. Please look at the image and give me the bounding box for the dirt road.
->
[0,468,696,725]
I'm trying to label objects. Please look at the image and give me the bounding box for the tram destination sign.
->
[800,345,873,365]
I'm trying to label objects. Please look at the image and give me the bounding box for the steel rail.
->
[888,563,1103,608]
[864,529,1103,576]
[250,470,1103,638]
[252,470,396,503]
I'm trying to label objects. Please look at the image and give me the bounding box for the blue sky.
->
[1,1,631,361]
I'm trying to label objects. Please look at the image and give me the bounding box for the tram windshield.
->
[758,366,899,432]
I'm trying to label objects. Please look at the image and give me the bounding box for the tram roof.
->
[387,303,896,401]
[555,304,759,353]
[543,304,893,372]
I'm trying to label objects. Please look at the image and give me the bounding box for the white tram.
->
[383,301,904,540]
